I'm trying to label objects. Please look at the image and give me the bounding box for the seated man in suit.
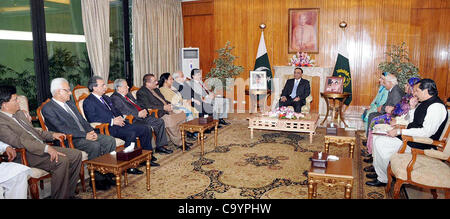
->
[83,76,155,172]
[0,140,31,199]
[111,79,175,153]
[137,74,189,151]
[366,73,405,136]
[0,85,82,199]
[41,78,118,190]
[279,67,310,113]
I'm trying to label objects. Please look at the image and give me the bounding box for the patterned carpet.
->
[77,119,389,199]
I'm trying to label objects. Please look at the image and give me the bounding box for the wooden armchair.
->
[272,75,320,113]
[72,85,89,103]
[13,135,71,199]
[386,110,450,199]
[36,99,89,192]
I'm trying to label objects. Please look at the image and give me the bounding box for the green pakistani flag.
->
[254,31,272,91]
[332,53,352,105]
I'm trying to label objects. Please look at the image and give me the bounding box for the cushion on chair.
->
[390,153,450,188]
[73,87,89,102]
[115,138,125,147]
[30,168,50,179]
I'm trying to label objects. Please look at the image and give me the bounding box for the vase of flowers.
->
[289,52,315,67]
[264,106,305,120]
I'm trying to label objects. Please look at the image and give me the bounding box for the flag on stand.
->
[332,53,352,105]
[253,31,272,91]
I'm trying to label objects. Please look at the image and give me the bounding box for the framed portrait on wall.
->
[288,8,319,53]
[249,71,267,90]
[325,76,344,94]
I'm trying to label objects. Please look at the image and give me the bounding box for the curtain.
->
[132,0,184,87]
[81,0,110,81]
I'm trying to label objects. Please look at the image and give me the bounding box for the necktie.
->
[100,96,112,110]
[12,114,44,144]
[290,80,299,99]
[125,96,142,111]
[63,103,85,132]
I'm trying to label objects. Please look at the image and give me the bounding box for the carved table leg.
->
[321,97,330,125]
[181,129,185,152]
[116,173,121,199]
[89,169,97,199]
[146,157,151,191]
[309,132,313,144]
[200,131,205,156]
[308,180,314,199]
[250,128,254,139]
[313,183,318,198]
[214,122,218,147]
[345,184,353,199]
[349,140,355,158]
[324,138,330,154]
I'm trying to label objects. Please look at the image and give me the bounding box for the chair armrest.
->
[90,123,110,135]
[148,109,158,118]
[406,148,425,181]
[14,148,29,166]
[399,135,445,153]
[125,115,134,124]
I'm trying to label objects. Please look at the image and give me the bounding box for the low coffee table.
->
[179,118,219,156]
[307,156,354,199]
[324,128,357,158]
[248,112,319,143]
[85,149,152,199]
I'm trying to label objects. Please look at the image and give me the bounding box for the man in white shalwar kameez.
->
[367,79,448,187]
[0,141,31,199]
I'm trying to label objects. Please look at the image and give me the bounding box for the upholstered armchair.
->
[36,99,89,192]
[386,112,450,199]
[72,85,89,103]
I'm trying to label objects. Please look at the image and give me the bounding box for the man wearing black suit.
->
[42,78,117,190]
[110,79,176,152]
[279,67,311,113]
[366,74,405,136]
[83,76,156,171]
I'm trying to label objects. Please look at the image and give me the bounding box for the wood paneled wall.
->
[183,0,450,109]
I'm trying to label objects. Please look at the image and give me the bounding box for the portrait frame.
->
[249,71,267,90]
[325,76,344,94]
[288,8,319,54]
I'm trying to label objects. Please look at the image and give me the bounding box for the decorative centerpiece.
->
[289,52,315,67]
[263,106,305,119]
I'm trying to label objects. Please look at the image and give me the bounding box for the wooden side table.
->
[320,92,350,127]
[324,128,357,158]
[85,150,152,199]
[179,118,219,156]
[307,156,354,199]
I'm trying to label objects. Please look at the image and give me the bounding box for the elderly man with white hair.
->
[366,73,405,136]
[0,140,31,199]
[41,78,117,191]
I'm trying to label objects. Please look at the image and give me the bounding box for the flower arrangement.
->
[263,106,305,120]
[289,52,315,67]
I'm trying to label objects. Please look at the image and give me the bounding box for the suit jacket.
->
[381,84,405,114]
[41,99,93,139]
[83,93,123,124]
[110,91,142,119]
[281,78,311,104]
[0,110,55,157]
[136,87,170,118]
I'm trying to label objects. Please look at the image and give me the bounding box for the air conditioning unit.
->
[180,48,200,78]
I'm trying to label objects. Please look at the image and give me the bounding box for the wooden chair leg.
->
[385,164,393,194]
[80,162,86,192]
[393,180,404,199]
[430,189,438,199]
[29,179,40,199]
[40,180,44,190]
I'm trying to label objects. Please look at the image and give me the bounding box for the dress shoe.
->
[217,125,223,129]
[365,179,386,187]
[219,119,230,125]
[152,155,157,162]
[363,165,375,172]
[363,157,373,163]
[185,142,193,147]
[127,168,144,175]
[366,173,378,179]
[150,161,160,166]
[155,147,173,154]
[186,135,197,142]
[205,129,211,134]
[362,140,367,146]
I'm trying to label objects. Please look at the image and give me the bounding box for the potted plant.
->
[206,41,244,94]
[378,42,420,91]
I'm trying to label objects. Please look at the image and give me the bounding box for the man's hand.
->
[387,128,398,137]
[52,133,66,141]
[5,146,16,162]
[113,116,125,127]
[163,104,172,112]
[293,97,300,102]
[280,96,287,102]
[47,146,66,163]
[385,106,394,114]
[138,109,148,118]
[86,131,97,141]
[377,106,382,113]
